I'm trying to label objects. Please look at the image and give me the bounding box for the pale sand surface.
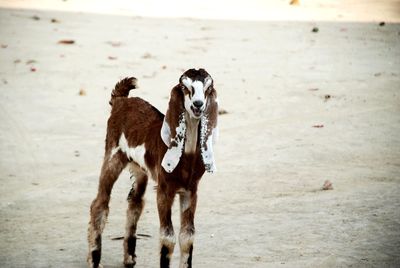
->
[0,2,400,268]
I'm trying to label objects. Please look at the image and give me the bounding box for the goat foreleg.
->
[179,191,197,268]
[157,188,176,268]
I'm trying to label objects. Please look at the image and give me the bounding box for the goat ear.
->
[200,88,218,173]
[161,86,186,173]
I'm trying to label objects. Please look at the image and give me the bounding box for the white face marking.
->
[119,133,147,170]
[183,79,207,119]
[181,76,193,91]
[204,76,212,91]
[184,94,197,119]
[191,80,205,105]
[161,119,171,147]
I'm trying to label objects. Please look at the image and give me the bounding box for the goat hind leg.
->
[123,166,148,267]
[88,152,127,268]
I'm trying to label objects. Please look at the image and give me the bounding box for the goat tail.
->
[109,77,138,105]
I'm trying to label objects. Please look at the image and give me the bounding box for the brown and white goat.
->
[87,68,218,268]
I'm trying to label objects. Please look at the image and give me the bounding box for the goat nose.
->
[193,100,203,108]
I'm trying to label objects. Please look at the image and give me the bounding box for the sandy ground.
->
[0,2,400,268]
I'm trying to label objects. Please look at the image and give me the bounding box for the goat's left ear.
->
[161,86,186,173]
[200,88,218,173]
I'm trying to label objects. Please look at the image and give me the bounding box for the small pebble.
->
[322,180,333,190]
[218,109,228,115]
[79,89,86,96]
[312,27,319,33]
[142,52,152,59]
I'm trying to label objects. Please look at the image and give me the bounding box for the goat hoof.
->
[124,260,136,268]
[124,254,136,268]
[87,252,103,268]
[88,262,103,268]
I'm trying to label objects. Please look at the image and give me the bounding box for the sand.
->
[0,1,400,267]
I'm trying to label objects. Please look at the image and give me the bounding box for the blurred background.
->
[1,0,400,21]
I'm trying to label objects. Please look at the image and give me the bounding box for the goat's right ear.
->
[200,88,218,173]
[161,86,186,173]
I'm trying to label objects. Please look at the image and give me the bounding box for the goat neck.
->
[184,112,199,155]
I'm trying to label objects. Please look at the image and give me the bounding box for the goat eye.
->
[182,86,192,96]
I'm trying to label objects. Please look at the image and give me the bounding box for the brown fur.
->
[87,69,218,268]
[164,85,186,144]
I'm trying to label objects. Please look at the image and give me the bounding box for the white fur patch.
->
[181,77,193,90]
[204,76,212,91]
[179,232,195,249]
[203,135,216,172]
[179,231,195,268]
[119,133,147,170]
[110,146,120,160]
[200,116,217,173]
[160,229,176,253]
[162,145,182,173]
[184,94,197,119]
[161,119,171,147]
[161,114,186,173]
[191,80,205,103]
[160,233,176,246]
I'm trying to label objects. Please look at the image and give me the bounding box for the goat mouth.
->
[191,106,203,117]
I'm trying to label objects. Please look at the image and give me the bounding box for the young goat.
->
[87,68,218,268]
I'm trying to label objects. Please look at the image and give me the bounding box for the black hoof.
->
[91,249,101,268]
[160,245,170,268]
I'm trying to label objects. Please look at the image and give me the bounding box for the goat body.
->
[87,69,218,268]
